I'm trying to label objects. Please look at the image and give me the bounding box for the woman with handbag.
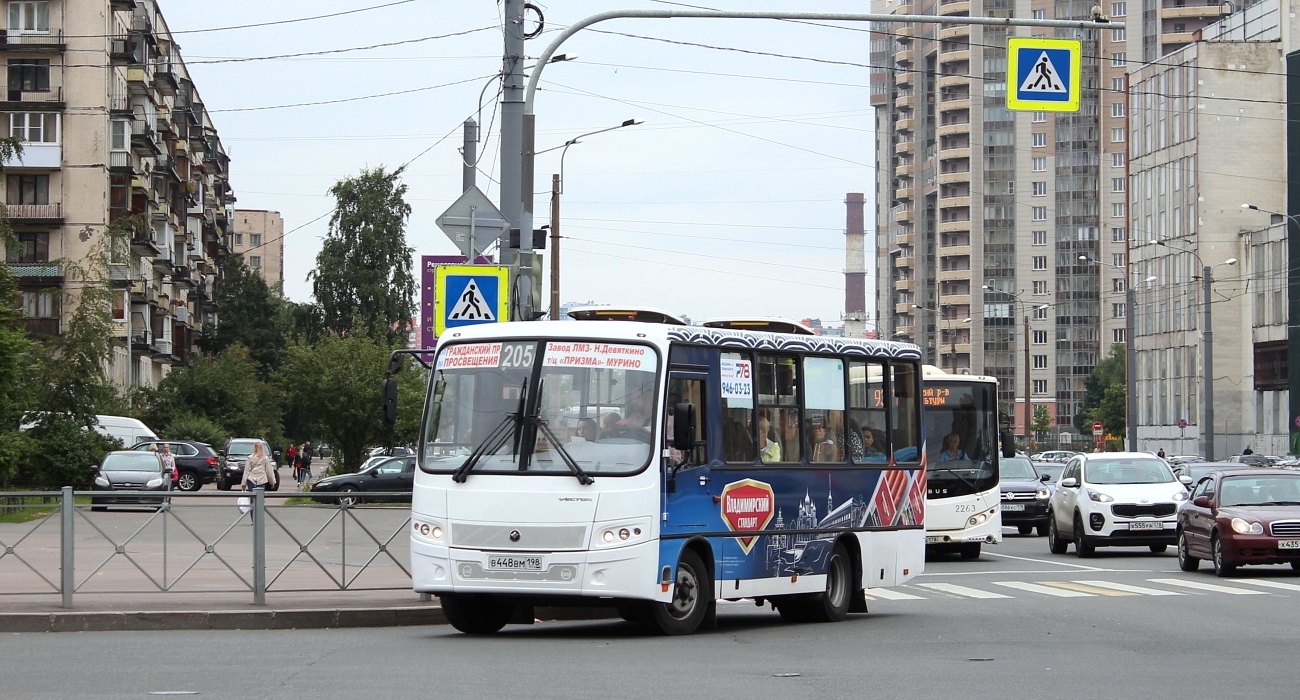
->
[244,442,276,492]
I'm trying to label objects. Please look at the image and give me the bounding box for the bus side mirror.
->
[673,402,695,452]
[381,378,398,426]
[1000,430,1016,459]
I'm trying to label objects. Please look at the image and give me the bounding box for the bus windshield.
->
[421,339,660,476]
[922,381,998,499]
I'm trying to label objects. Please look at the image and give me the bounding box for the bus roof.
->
[920,364,999,385]
[700,318,815,335]
[566,306,686,325]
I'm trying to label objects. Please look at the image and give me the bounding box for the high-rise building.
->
[231,210,284,292]
[0,0,235,391]
[871,0,1133,441]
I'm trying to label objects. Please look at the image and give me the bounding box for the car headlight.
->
[1035,487,1051,500]
[1230,517,1264,535]
[1086,488,1114,503]
[1171,490,1189,502]
[146,477,164,488]
[94,475,109,487]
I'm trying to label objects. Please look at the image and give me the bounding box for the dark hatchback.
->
[310,456,415,507]
[1000,457,1052,535]
[1177,468,1300,577]
[91,450,170,510]
[131,440,220,491]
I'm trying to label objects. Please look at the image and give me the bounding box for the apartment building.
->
[872,0,1129,443]
[231,209,284,292]
[0,0,234,390]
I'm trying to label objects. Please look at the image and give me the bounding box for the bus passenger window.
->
[847,360,887,463]
[803,356,846,464]
[756,354,799,463]
[666,377,707,467]
[720,352,756,462]
[890,363,920,463]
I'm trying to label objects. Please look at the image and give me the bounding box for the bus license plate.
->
[1278,540,1300,549]
[1001,503,1025,511]
[1129,521,1163,531]
[487,555,543,571]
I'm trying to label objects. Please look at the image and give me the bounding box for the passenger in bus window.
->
[757,411,781,463]
[780,409,801,462]
[809,415,838,463]
[938,432,968,462]
[618,389,653,430]
[600,412,622,438]
[859,428,886,462]
[574,418,598,442]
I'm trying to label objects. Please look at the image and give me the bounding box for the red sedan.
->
[1177,468,1300,577]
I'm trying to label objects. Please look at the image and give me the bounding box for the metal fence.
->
[0,489,415,608]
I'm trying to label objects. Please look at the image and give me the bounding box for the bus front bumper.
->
[925,513,1003,546]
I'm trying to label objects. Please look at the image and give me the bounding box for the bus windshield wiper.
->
[525,378,593,485]
[452,378,528,483]
[927,462,983,493]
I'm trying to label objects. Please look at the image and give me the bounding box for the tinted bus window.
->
[891,363,920,462]
[720,352,756,462]
[804,356,846,463]
[756,354,799,463]
[847,360,888,463]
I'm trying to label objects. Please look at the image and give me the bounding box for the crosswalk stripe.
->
[1039,581,1136,596]
[916,582,1012,599]
[993,581,1093,597]
[865,587,926,600]
[1231,579,1300,593]
[1071,580,1182,596]
[1148,578,1268,595]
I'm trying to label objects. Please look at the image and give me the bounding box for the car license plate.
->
[1129,521,1163,531]
[1001,503,1026,511]
[1278,540,1300,550]
[486,555,543,571]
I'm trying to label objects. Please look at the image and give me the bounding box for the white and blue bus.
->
[915,368,1003,559]
[405,312,929,635]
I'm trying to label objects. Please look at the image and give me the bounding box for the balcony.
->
[896,162,915,178]
[108,264,135,287]
[172,265,195,288]
[110,0,137,10]
[108,90,133,116]
[151,249,175,273]
[938,0,970,14]
[125,66,152,95]
[130,229,161,257]
[153,58,178,95]
[938,218,970,234]
[130,120,161,155]
[109,150,136,173]
[896,93,916,110]
[938,48,970,66]
[5,261,61,284]
[0,29,65,51]
[6,203,62,223]
[1161,31,1196,44]
[0,86,63,110]
[895,117,916,132]
[939,26,970,41]
[3,142,59,168]
[24,318,59,337]
[937,121,969,138]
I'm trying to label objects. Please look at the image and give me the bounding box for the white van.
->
[92,415,158,447]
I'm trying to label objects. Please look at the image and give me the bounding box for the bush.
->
[17,417,120,488]
[163,412,227,449]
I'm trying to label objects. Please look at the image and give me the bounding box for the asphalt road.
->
[3,529,1297,699]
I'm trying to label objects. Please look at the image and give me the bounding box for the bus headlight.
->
[593,519,651,548]
[412,518,445,542]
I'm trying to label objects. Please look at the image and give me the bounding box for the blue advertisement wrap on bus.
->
[658,468,925,581]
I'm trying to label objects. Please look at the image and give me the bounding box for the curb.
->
[0,606,618,633]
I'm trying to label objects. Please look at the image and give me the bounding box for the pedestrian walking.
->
[243,442,275,492]
[286,443,297,480]
[159,443,177,490]
[296,442,313,487]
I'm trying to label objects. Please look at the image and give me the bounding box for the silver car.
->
[90,450,170,511]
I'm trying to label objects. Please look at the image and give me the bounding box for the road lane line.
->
[865,587,926,601]
[1070,580,1182,596]
[992,581,1093,597]
[1038,581,1136,596]
[1148,578,1269,595]
[1232,579,1300,593]
[981,551,1110,571]
[916,583,1012,599]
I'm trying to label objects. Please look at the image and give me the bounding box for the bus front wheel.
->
[439,594,516,635]
[649,549,711,635]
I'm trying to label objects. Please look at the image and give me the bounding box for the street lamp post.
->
[912,304,969,371]
[535,119,643,319]
[1080,255,1157,453]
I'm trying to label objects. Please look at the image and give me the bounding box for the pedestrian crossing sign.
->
[433,264,510,337]
[1006,37,1081,112]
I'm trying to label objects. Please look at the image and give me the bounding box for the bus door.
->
[661,372,712,537]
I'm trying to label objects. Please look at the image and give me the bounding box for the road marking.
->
[1232,579,1300,593]
[992,581,1093,597]
[865,587,926,601]
[1038,581,1136,596]
[1071,580,1182,596]
[981,551,1111,571]
[1148,578,1268,595]
[916,582,1012,599]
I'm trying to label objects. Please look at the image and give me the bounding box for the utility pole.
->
[462,118,477,193]
[1125,281,1137,452]
[550,173,560,318]
[498,0,528,318]
[1023,313,1031,445]
[1202,265,1214,461]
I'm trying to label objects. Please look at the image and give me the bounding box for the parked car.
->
[310,456,415,507]
[368,446,414,458]
[130,440,220,492]
[1172,461,1239,488]
[1046,452,1192,557]
[1000,457,1052,536]
[1225,454,1282,468]
[218,438,278,491]
[1177,468,1300,577]
[90,450,170,511]
[1032,450,1080,463]
[1168,455,1204,465]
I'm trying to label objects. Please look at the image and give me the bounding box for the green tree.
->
[278,334,393,473]
[1078,343,1126,435]
[310,167,415,345]
[0,249,37,487]
[139,345,281,445]
[1031,404,1052,444]
[207,256,285,379]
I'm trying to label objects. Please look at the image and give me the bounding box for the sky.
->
[163,0,878,324]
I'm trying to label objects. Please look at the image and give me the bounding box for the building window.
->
[1033,330,1048,345]
[1032,206,1047,221]
[8,112,56,142]
[110,120,129,151]
[1112,278,1126,292]
[6,230,46,263]
[1112,227,1126,242]
[1033,156,1047,172]
[1111,127,1125,142]
[1034,306,1048,320]
[1032,181,1047,196]
[7,2,50,33]
[1113,303,1127,318]
[1111,178,1125,192]
[234,233,243,245]
[1114,328,1126,343]
[1031,9,1046,19]
[1112,253,1125,267]
[1033,379,1048,394]
[1111,52,1126,68]
[1032,111,1047,123]
[1033,355,1048,369]
[1033,255,1047,270]
[1111,152,1125,168]
[1033,280,1048,294]
[1033,230,1047,245]
[1111,102,1125,118]
[6,173,47,204]
[1008,181,1015,195]
[1111,2,1126,16]
[7,58,49,92]
[250,234,262,247]
[1032,132,1047,147]
[1111,27,1126,42]
[250,255,262,269]
[19,289,58,318]
[1111,202,1125,218]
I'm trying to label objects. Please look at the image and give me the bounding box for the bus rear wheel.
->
[960,543,981,560]
[806,543,853,623]
[439,593,516,635]
[648,549,711,635]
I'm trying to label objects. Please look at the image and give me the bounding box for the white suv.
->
[1046,452,1191,557]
